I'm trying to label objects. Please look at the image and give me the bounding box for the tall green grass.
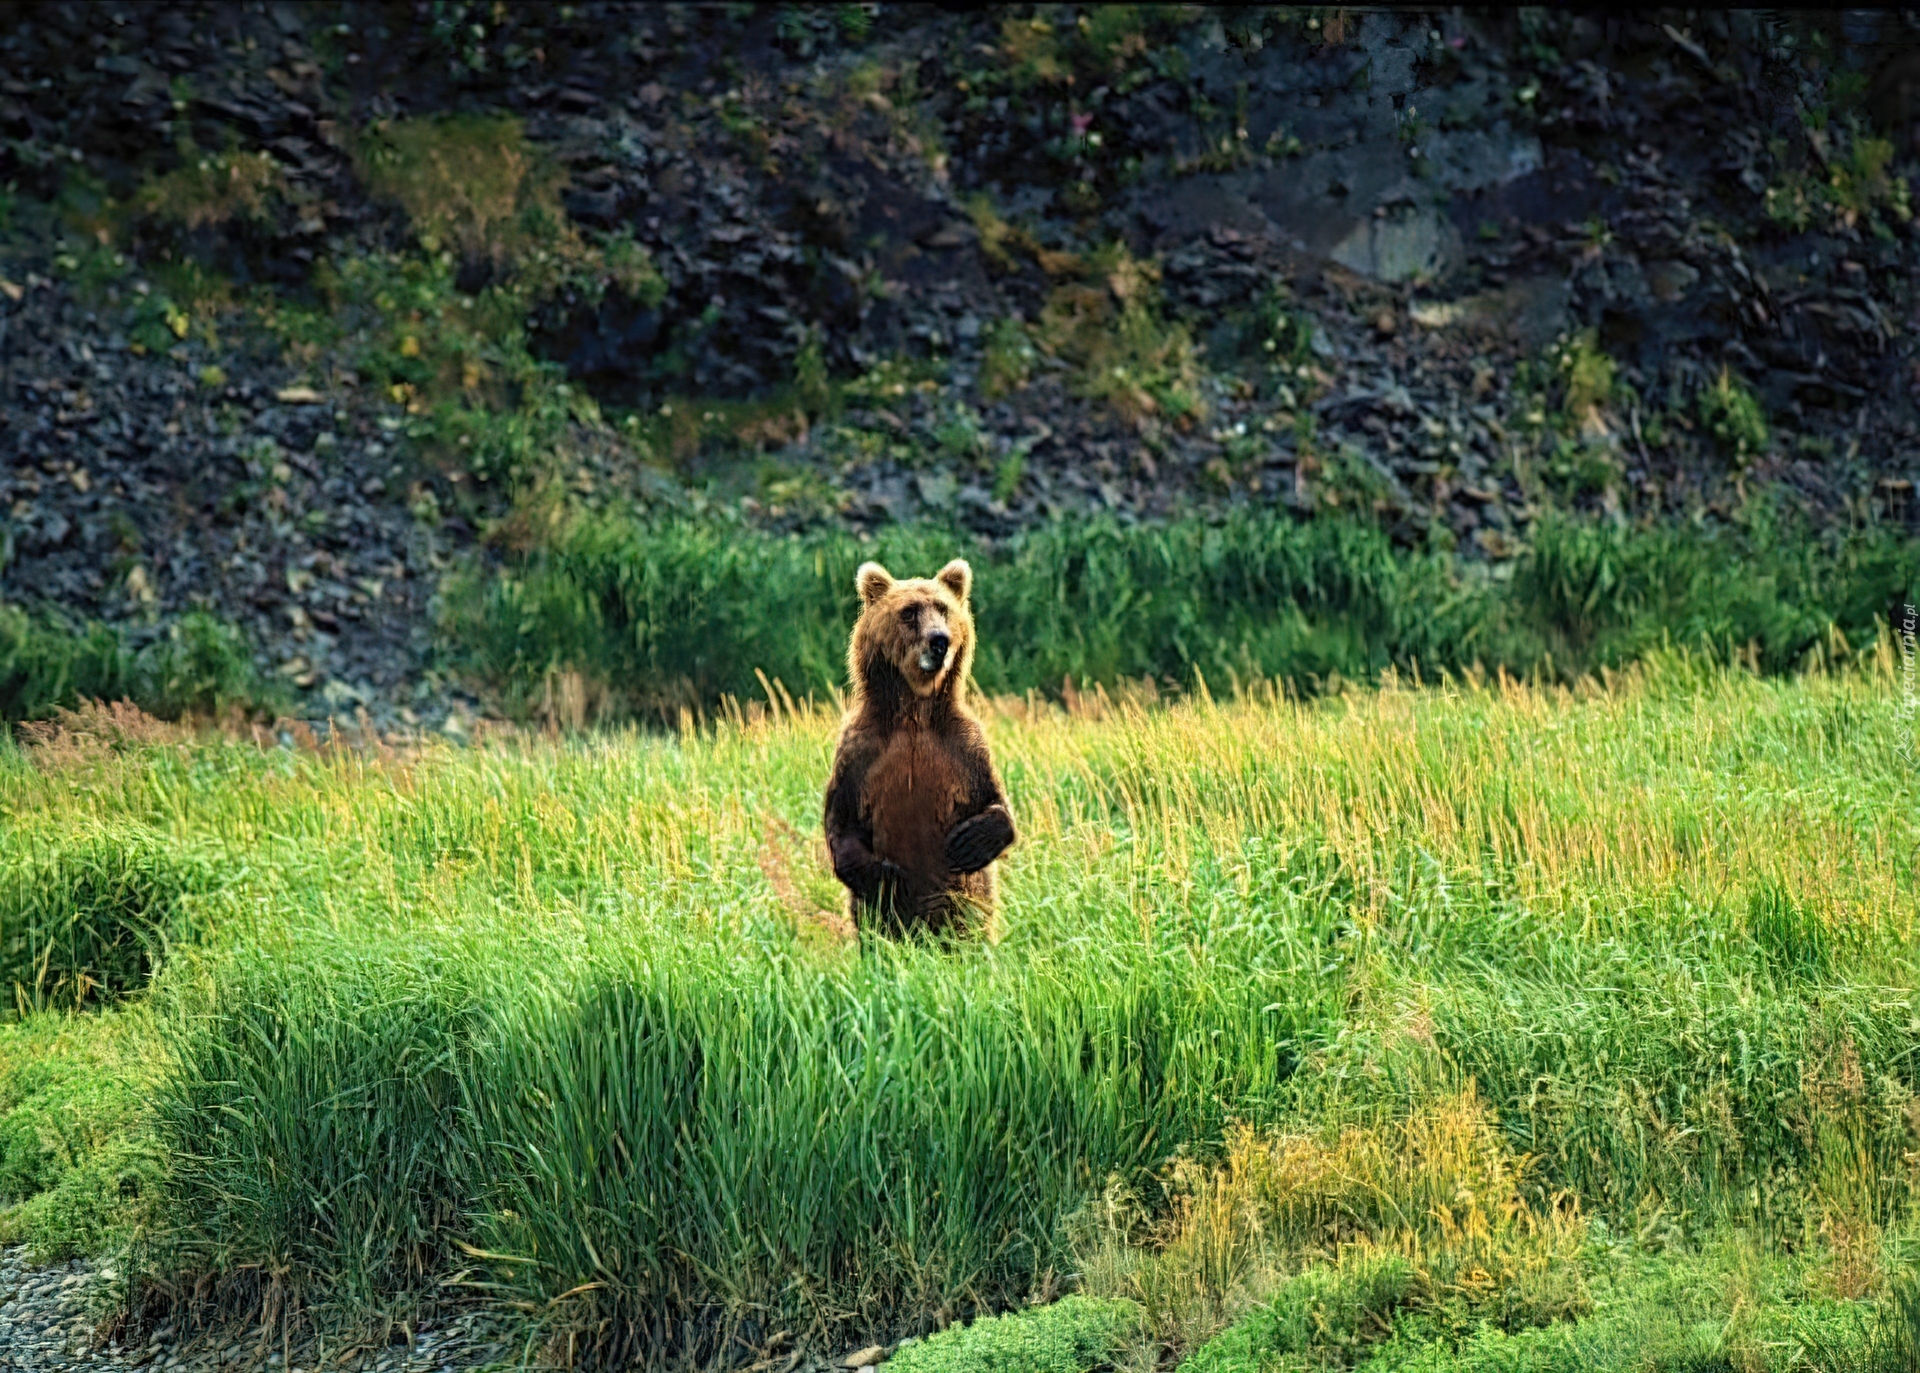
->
[0,606,270,724]
[440,508,1920,717]
[158,845,1336,1353]
[0,655,1914,1362]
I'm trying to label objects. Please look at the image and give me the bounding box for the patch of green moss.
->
[887,1297,1144,1373]
[0,1007,164,1261]
[134,149,284,232]
[1698,368,1769,465]
[1034,243,1204,429]
[1178,1256,1414,1373]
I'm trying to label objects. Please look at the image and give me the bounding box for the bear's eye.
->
[900,604,921,627]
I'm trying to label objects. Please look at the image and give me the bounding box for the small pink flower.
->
[1449,35,1466,49]
[1069,113,1093,135]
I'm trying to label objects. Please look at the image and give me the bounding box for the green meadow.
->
[2,645,1919,1370]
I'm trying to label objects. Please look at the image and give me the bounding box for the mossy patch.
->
[0,1006,164,1260]
[887,1297,1144,1373]
[1698,368,1769,464]
[133,149,285,233]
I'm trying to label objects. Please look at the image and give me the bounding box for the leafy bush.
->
[887,1297,1144,1373]
[1766,130,1912,239]
[1355,1269,1920,1373]
[1356,1313,1728,1372]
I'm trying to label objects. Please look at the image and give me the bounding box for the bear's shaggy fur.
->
[823,558,1016,938]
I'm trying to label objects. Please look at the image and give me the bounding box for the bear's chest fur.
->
[861,727,968,885]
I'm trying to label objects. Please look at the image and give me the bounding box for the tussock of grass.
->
[0,827,223,1011]
[1089,1092,1587,1355]
[159,868,1323,1347]
[134,149,284,233]
[354,115,568,271]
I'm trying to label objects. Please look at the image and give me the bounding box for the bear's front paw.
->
[869,858,908,899]
[851,858,909,907]
[946,805,1016,874]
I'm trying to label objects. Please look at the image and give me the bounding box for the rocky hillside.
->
[2,5,1917,726]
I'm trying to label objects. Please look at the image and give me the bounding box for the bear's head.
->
[849,559,975,701]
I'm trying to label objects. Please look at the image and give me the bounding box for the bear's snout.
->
[918,629,951,673]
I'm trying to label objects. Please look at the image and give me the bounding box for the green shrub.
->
[1179,1254,1415,1373]
[1355,1314,1731,1372]
[887,1297,1144,1373]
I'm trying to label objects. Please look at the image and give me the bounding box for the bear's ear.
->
[856,562,896,605]
[935,558,972,602]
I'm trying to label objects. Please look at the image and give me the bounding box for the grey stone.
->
[1330,203,1464,283]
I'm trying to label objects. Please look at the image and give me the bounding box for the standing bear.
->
[823,558,1017,938]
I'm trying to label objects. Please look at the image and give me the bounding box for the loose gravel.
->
[0,1250,515,1373]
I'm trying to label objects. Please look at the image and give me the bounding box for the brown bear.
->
[823,558,1016,938]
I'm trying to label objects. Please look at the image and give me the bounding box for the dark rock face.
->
[0,282,446,717]
[2,6,1918,723]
